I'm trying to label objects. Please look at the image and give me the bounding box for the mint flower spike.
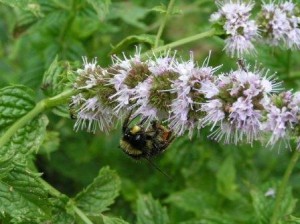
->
[210,0,258,57]
[263,91,300,148]
[130,53,178,123]
[201,62,281,145]
[71,57,115,133]
[107,48,149,115]
[167,52,221,138]
[260,0,300,49]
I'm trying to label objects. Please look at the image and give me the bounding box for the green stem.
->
[72,205,94,224]
[270,149,300,224]
[142,28,216,58]
[154,0,176,48]
[0,89,77,149]
[41,178,94,224]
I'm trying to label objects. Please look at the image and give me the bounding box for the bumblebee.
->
[120,111,174,160]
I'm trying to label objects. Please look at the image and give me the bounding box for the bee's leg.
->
[150,120,160,138]
[158,135,175,151]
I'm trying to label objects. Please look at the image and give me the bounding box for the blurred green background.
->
[1,0,300,223]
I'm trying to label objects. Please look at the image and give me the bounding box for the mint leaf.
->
[165,188,207,214]
[250,183,297,223]
[0,0,35,9]
[0,85,48,173]
[75,167,121,216]
[86,0,111,20]
[216,155,239,200]
[110,34,159,55]
[0,86,35,129]
[0,164,51,223]
[41,57,75,118]
[42,56,74,97]
[137,194,169,224]
[2,114,48,158]
[102,215,130,224]
[39,131,60,155]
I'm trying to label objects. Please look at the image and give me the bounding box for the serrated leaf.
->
[137,194,169,224]
[0,164,51,223]
[0,86,48,174]
[86,0,111,20]
[1,114,48,162]
[250,183,297,224]
[216,155,238,200]
[0,86,35,129]
[164,188,205,214]
[42,56,73,97]
[75,167,121,216]
[102,215,130,224]
[0,0,35,9]
[110,2,149,29]
[41,57,75,118]
[38,131,60,155]
[110,34,159,55]
[151,5,167,13]
[151,4,181,15]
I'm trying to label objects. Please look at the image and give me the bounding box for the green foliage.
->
[75,167,121,216]
[250,183,297,224]
[110,34,159,55]
[136,194,169,224]
[0,164,51,223]
[1,0,300,223]
[0,85,48,171]
[102,215,130,224]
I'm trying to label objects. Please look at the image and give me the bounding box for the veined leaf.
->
[164,188,206,214]
[102,215,130,224]
[75,167,121,216]
[0,86,48,171]
[137,194,169,224]
[0,86,35,129]
[216,155,239,200]
[109,2,149,29]
[0,164,51,223]
[0,0,36,9]
[86,0,111,20]
[250,183,297,224]
[42,56,74,97]
[110,34,160,55]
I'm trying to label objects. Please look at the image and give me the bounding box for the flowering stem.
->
[154,0,176,48]
[270,149,300,224]
[0,89,77,149]
[142,28,215,58]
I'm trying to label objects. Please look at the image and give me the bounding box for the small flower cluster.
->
[260,1,300,48]
[210,0,258,57]
[210,0,300,57]
[71,53,300,149]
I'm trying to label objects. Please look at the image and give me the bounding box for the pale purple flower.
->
[73,96,115,133]
[75,57,105,89]
[228,97,262,144]
[168,54,219,137]
[263,91,299,147]
[260,1,300,49]
[108,50,147,114]
[201,99,225,129]
[201,64,280,144]
[148,54,175,75]
[130,55,177,122]
[211,0,258,57]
